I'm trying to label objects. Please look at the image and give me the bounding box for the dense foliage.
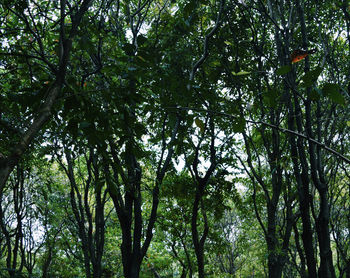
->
[0,0,349,277]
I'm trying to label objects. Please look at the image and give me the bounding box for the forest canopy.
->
[0,0,349,277]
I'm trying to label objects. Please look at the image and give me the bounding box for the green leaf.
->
[184,1,196,18]
[122,43,136,56]
[309,88,321,101]
[137,55,147,62]
[79,121,91,128]
[63,95,80,113]
[199,0,209,5]
[346,121,350,127]
[322,83,345,105]
[232,70,251,76]
[67,119,79,138]
[300,67,323,88]
[276,65,291,76]
[232,117,246,133]
[210,60,221,67]
[195,118,205,133]
[263,89,279,108]
[137,35,147,46]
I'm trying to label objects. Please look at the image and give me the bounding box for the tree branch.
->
[189,0,225,82]
[167,106,350,165]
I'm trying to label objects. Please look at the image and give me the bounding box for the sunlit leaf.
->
[195,118,205,133]
[232,71,251,76]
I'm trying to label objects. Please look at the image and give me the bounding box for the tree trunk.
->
[42,246,53,278]
[0,162,13,193]
[287,98,317,278]
[305,98,336,278]
[121,241,141,277]
[346,261,350,278]
[191,185,207,278]
[180,267,187,278]
[92,180,105,278]
[267,260,283,278]
[293,222,307,278]
[316,189,336,278]
[122,254,141,278]
[266,207,284,278]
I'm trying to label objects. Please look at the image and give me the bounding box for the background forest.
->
[0,0,349,277]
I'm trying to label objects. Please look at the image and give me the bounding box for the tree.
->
[0,0,95,190]
[55,145,108,278]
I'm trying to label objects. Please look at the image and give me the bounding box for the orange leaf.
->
[291,49,316,63]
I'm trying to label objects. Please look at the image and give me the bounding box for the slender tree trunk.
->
[305,98,336,278]
[266,124,290,278]
[120,242,142,277]
[108,160,143,278]
[65,154,91,278]
[2,222,13,277]
[346,262,350,278]
[42,246,53,278]
[106,110,179,278]
[0,191,13,277]
[0,162,13,193]
[316,189,336,278]
[287,96,318,278]
[266,204,283,278]
[92,181,105,278]
[191,185,207,278]
[182,236,193,277]
[293,222,307,278]
[180,267,187,278]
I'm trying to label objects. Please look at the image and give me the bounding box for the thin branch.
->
[166,106,350,165]
[189,0,225,82]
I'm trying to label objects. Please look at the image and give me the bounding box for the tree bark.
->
[316,188,336,278]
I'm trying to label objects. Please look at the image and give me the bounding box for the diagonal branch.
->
[189,0,225,82]
[167,106,350,165]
